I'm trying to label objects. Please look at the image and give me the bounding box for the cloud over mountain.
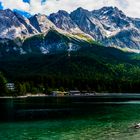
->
[0,0,140,18]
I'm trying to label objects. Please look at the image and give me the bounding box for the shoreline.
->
[1,93,140,99]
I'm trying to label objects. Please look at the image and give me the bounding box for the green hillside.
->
[0,44,140,93]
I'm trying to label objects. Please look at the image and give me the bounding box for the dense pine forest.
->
[0,44,140,96]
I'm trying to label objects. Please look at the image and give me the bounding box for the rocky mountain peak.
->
[0,8,13,15]
[0,9,34,39]
[70,7,91,19]
[49,10,83,34]
[0,6,140,54]
[92,6,130,32]
[74,7,90,13]
[93,6,125,17]
[57,10,69,16]
[29,14,56,33]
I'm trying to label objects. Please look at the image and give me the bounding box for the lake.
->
[1,99,140,140]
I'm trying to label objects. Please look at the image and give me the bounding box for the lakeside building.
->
[52,91,69,96]
[6,83,15,91]
[69,90,81,96]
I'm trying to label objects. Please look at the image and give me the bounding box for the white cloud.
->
[0,0,30,11]
[0,0,140,18]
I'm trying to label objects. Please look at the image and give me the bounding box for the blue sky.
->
[0,2,3,9]
[23,0,29,2]
[0,0,139,18]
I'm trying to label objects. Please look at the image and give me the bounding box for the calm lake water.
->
[1,102,140,140]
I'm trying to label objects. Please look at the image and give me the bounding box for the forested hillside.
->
[0,45,140,94]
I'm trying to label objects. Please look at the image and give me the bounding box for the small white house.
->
[6,83,15,91]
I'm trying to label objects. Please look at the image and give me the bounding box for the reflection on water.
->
[1,103,140,139]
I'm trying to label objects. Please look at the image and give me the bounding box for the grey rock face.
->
[70,6,140,51]
[14,12,38,35]
[92,7,130,29]
[0,9,38,39]
[49,10,87,35]
[104,28,140,50]
[1,6,140,54]
[29,14,56,33]
[70,7,105,40]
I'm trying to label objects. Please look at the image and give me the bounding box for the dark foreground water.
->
[1,102,140,140]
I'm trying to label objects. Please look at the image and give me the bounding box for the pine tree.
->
[0,73,8,96]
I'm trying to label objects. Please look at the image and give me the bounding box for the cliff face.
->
[0,6,140,56]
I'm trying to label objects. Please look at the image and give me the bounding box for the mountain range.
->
[0,6,140,56]
[0,7,140,92]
